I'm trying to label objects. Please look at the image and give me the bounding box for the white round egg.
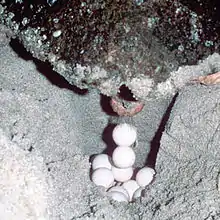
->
[91,154,112,170]
[132,187,144,201]
[112,166,133,182]
[91,168,114,188]
[136,167,155,187]
[107,191,129,202]
[112,123,137,147]
[107,186,129,200]
[122,180,139,201]
[112,146,136,168]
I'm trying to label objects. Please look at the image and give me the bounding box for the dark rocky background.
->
[1,0,219,98]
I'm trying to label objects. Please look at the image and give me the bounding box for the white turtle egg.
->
[132,187,144,201]
[112,123,137,147]
[122,180,139,201]
[107,191,129,202]
[112,146,135,168]
[91,154,112,170]
[107,186,129,200]
[136,167,156,187]
[112,166,133,182]
[91,168,114,188]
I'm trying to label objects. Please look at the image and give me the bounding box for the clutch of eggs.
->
[91,153,155,202]
[90,123,156,203]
